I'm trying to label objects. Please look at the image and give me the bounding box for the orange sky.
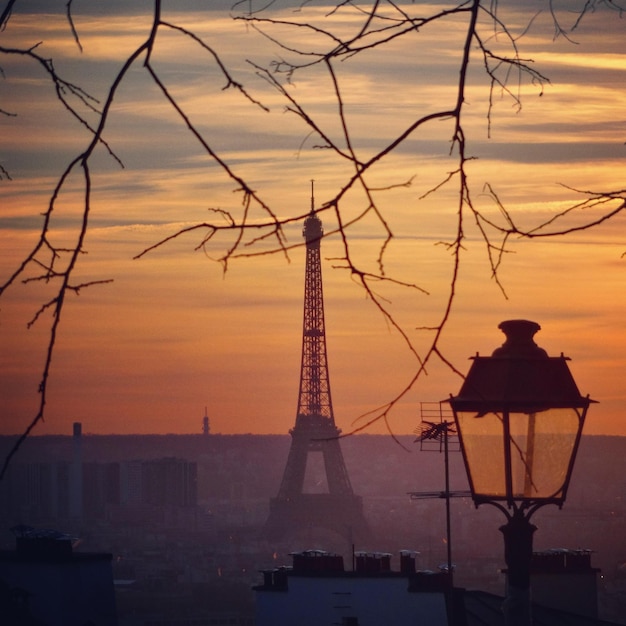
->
[0,2,624,437]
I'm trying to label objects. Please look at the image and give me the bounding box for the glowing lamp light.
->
[448,320,594,624]
[449,319,592,508]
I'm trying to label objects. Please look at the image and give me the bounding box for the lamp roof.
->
[450,320,592,412]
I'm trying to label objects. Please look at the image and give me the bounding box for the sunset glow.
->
[0,1,624,438]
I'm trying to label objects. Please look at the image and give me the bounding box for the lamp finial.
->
[493,319,547,358]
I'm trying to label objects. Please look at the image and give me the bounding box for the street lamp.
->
[448,319,593,625]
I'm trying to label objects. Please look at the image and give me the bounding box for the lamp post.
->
[448,320,592,625]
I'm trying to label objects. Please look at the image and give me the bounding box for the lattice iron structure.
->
[266,187,368,543]
[295,209,333,425]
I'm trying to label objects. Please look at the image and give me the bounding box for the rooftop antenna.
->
[411,402,470,587]
[310,179,315,213]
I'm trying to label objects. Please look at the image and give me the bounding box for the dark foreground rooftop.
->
[465,590,621,626]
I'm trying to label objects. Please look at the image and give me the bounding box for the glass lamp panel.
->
[508,408,582,500]
[456,411,506,498]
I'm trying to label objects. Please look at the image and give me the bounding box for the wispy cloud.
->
[1,2,624,437]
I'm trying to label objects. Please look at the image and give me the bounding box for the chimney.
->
[13,527,73,559]
[529,549,600,618]
[354,552,391,574]
[399,550,418,574]
[291,550,344,574]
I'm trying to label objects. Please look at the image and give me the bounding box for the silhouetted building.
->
[119,460,143,506]
[0,527,117,626]
[266,191,369,544]
[69,421,83,520]
[141,457,197,507]
[0,457,196,524]
[83,462,121,519]
[255,549,616,626]
[255,549,454,626]
[0,461,70,521]
[528,549,601,618]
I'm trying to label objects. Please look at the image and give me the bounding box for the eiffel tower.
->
[266,184,369,545]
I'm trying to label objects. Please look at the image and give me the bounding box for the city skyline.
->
[0,1,624,438]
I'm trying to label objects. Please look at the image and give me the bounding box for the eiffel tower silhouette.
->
[265,184,369,545]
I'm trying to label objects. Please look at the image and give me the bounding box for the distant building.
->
[83,461,121,518]
[120,459,143,507]
[69,422,83,520]
[0,461,71,521]
[141,457,197,508]
[0,457,196,526]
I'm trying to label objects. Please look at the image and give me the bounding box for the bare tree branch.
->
[1,0,624,471]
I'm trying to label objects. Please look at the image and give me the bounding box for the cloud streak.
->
[0,2,624,438]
